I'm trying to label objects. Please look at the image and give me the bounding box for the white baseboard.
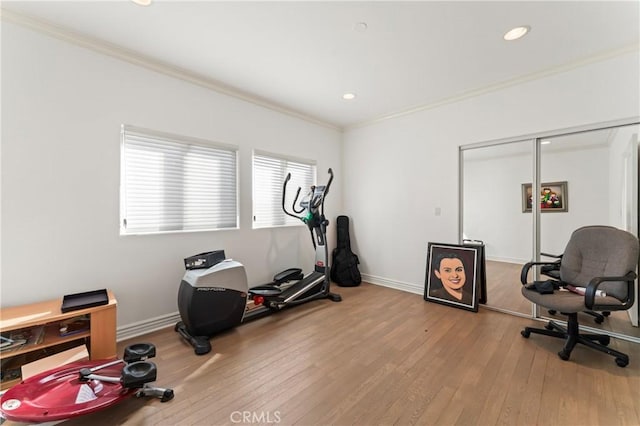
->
[361,273,423,296]
[486,255,528,264]
[115,274,423,341]
[116,276,423,342]
[117,312,181,342]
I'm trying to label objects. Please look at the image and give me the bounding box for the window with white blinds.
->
[120,126,238,235]
[253,152,316,228]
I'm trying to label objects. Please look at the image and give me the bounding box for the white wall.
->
[343,52,640,293]
[1,22,343,330]
[539,146,611,255]
[609,125,640,232]
[464,145,611,262]
[463,144,533,263]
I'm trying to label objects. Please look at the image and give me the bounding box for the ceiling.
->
[2,1,639,129]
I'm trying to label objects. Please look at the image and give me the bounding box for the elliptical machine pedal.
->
[272,268,304,285]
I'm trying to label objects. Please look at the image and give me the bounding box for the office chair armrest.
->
[520,261,560,284]
[585,271,637,310]
[540,252,563,259]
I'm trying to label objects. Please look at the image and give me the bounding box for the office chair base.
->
[547,309,608,324]
[521,315,628,367]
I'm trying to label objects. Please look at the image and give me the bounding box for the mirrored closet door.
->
[461,140,534,316]
[461,119,639,342]
[539,123,640,339]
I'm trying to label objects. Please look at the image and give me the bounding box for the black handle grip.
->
[325,168,334,193]
[292,187,305,214]
[282,172,302,220]
[320,168,334,215]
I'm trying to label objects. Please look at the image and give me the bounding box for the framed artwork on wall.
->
[424,243,482,312]
[522,181,568,213]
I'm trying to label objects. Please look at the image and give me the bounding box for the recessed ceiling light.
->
[342,93,356,100]
[354,22,368,32]
[541,140,551,145]
[131,0,152,6]
[503,26,530,41]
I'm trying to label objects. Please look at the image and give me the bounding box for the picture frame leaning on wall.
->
[424,242,482,312]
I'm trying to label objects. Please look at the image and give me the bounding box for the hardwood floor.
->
[484,260,640,338]
[484,260,532,314]
[53,282,639,426]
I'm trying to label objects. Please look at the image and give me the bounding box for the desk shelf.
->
[0,290,117,390]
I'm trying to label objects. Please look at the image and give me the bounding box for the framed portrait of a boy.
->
[424,242,481,312]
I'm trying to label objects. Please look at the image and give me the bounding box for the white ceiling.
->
[2,1,639,129]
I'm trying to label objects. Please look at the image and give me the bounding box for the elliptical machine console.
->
[175,169,341,355]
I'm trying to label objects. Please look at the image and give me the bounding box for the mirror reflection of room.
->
[539,124,639,338]
[462,140,533,316]
[462,122,639,340]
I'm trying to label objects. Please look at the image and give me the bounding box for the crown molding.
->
[0,8,341,132]
[347,43,640,131]
[4,8,637,133]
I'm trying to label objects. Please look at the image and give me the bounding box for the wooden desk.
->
[0,290,117,389]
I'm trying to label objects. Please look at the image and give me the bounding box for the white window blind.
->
[253,152,316,228]
[121,126,238,234]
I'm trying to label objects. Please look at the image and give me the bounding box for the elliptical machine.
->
[250,168,342,307]
[175,168,342,355]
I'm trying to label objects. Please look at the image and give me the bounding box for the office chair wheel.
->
[615,358,628,368]
[545,323,554,331]
[598,336,610,346]
[594,316,604,324]
[521,329,530,338]
[548,309,557,316]
[558,349,571,361]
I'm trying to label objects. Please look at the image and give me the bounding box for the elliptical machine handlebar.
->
[282,173,302,220]
[282,168,333,222]
[321,168,333,215]
[325,167,334,192]
[291,186,305,215]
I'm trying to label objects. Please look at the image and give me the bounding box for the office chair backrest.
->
[560,225,639,301]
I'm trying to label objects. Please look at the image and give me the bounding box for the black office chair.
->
[520,226,639,367]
